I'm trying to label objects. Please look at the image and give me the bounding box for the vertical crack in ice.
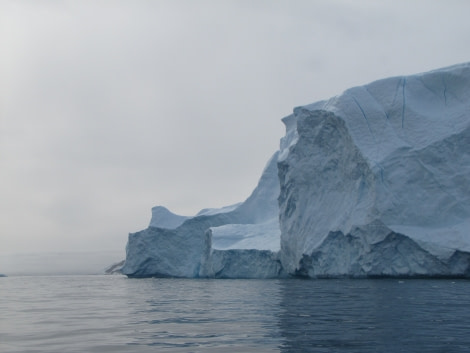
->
[365,86,391,121]
[401,77,407,128]
[391,78,402,107]
[378,163,385,183]
[352,96,373,137]
[442,77,448,106]
[351,95,383,168]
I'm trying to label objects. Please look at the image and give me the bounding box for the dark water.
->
[1,276,470,352]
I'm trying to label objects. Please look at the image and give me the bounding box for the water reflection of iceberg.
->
[278,279,470,352]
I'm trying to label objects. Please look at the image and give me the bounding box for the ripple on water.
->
[1,276,470,352]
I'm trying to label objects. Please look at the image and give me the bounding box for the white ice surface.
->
[211,218,280,251]
[196,203,242,217]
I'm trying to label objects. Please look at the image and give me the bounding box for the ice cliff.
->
[122,62,470,278]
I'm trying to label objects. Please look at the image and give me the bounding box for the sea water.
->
[1,276,470,352]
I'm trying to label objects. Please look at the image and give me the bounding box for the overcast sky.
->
[1,0,470,255]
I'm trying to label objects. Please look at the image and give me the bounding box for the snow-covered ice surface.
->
[196,203,242,217]
[123,62,470,278]
[211,218,280,251]
[149,206,189,229]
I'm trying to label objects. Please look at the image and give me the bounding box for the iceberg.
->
[122,62,470,278]
[121,152,282,278]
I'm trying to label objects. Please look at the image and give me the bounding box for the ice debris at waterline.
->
[121,62,470,279]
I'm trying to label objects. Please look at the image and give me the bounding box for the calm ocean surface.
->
[1,276,470,353]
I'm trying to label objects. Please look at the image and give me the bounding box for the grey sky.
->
[1,0,470,255]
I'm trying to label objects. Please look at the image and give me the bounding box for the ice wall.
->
[278,62,470,277]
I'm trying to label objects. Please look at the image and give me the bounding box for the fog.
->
[0,251,124,276]
[1,1,470,274]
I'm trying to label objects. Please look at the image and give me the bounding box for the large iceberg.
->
[122,62,470,278]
